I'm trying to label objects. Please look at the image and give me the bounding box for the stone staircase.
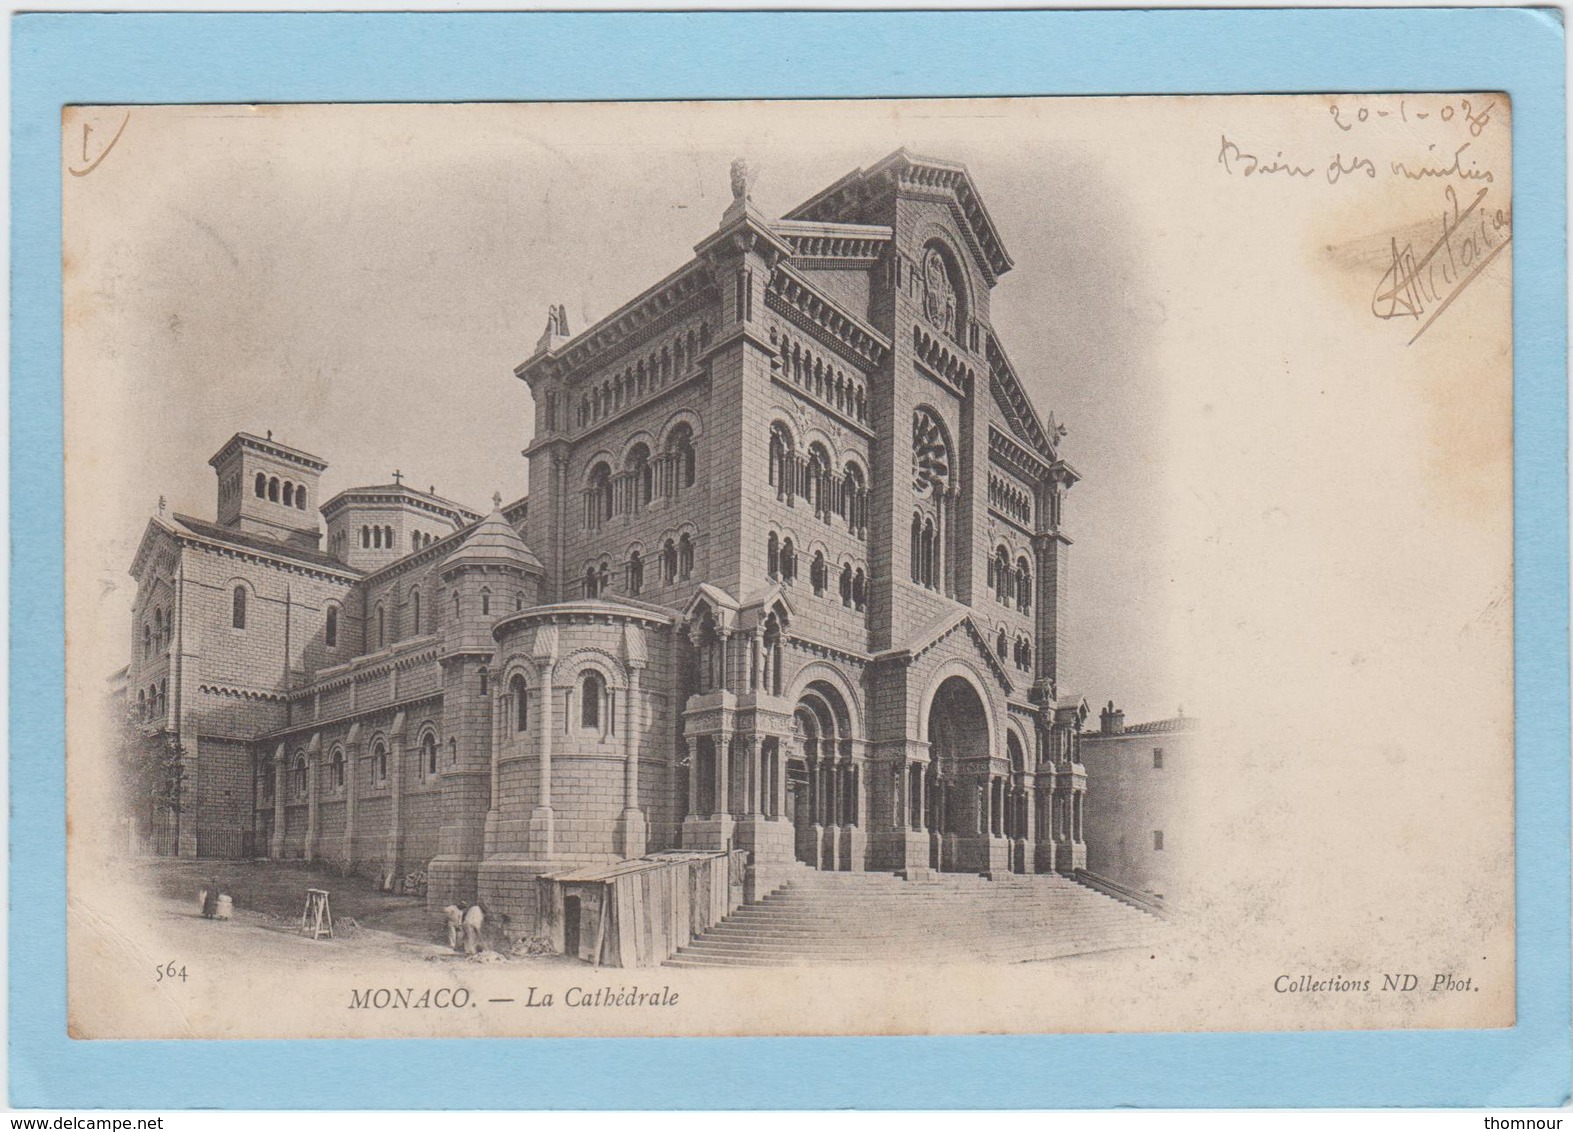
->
[666,870,1165,967]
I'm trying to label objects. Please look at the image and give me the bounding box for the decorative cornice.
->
[766,264,890,369]
[208,432,328,474]
[197,682,288,704]
[785,631,869,669]
[516,261,716,387]
[260,690,445,743]
[174,528,359,585]
[784,151,1013,286]
[300,637,441,696]
[911,323,976,396]
[321,486,481,527]
[988,425,1051,483]
[985,332,1062,462]
[772,219,892,263]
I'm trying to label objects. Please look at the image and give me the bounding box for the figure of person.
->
[462,902,485,956]
[443,904,464,951]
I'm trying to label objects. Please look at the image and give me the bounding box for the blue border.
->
[11,10,1568,1110]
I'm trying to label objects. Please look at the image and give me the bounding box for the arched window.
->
[481,588,491,616]
[384,526,394,550]
[667,424,696,490]
[584,565,598,598]
[780,537,797,583]
[137,689,146,718]
[296,486,307,511]
[663,539,678,583]
[586,462,613,526]
[852,567,867,612]
[515,592,524,611]
[292,753,308,799]
[677,533,694,580]
[581,670,604,729]
[331,747,345,790]
[766,531,780,579]
[282,482,294,508]
[372,741,387,783]
[994,546,1011,604]
[375,603,385,648]
[154,607,165,651]
[422,732,438,778]
[840,562,853,606]
[361,526,370,549]
[479,666,490,696]
[806,443,831,516]
[448,738,458,765]
[268,476,279,502]
[325,605,338,648]
[996,629,1008,659]
[628,549,644,596]
[373,526,382,550]
[768,423,794,497]
[410,588,421,634]
[143,623,152,658]
[1016,557,1033,613]
[232,586,247,630]
[1021,638,1033,671]
[842,462,866,533]
[511,674,529,731]
[452,592,460,619]
[626,443,652,509]
[910,513,924,583]
[255,472,267,498]
[811,551,827,596]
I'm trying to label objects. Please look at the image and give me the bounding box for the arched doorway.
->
[788,680,858,870]
[926,675,992,872]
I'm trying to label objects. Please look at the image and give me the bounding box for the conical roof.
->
[440,508,542,572]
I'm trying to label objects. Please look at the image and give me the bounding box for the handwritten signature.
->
[1371,185,1512,345]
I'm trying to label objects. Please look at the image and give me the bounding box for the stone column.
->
[269,743,286,858]
[744,734,762,816]
[384,712,407,881]
[532,657,555,854]
[712,729,732,820]
[304,732,322,862]
[341,723,361,871]
[685,736,699,820]
[617,659,647,858]
[775,739,791,821]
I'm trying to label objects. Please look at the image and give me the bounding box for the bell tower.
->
[208,432,327,549]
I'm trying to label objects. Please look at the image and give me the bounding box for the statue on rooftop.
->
[730,157,755,203]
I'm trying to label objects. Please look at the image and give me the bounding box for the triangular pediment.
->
[785,150,1013,286]
[891,609,1015,696]
[985,332,1063,464]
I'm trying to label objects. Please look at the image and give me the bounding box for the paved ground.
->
[118,857,583,970]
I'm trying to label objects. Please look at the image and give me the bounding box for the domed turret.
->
[440,506,543,575]
[439,504,545,656]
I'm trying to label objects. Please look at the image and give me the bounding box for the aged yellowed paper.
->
[63,96,1512,1039]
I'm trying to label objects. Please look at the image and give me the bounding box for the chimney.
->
[1100,700,1125,735]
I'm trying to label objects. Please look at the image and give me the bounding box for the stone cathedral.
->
[122,151,1093,931]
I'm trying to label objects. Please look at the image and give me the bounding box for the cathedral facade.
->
[122,150,1091,928]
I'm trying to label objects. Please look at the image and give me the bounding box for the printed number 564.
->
[154,961,187,983]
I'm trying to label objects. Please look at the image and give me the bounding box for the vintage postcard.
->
[62,96,1513,1040]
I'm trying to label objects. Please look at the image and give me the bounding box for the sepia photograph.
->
[61,96,1514,1040]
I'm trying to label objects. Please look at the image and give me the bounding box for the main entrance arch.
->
[922,672,1014,874]
[787,679,861,870]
